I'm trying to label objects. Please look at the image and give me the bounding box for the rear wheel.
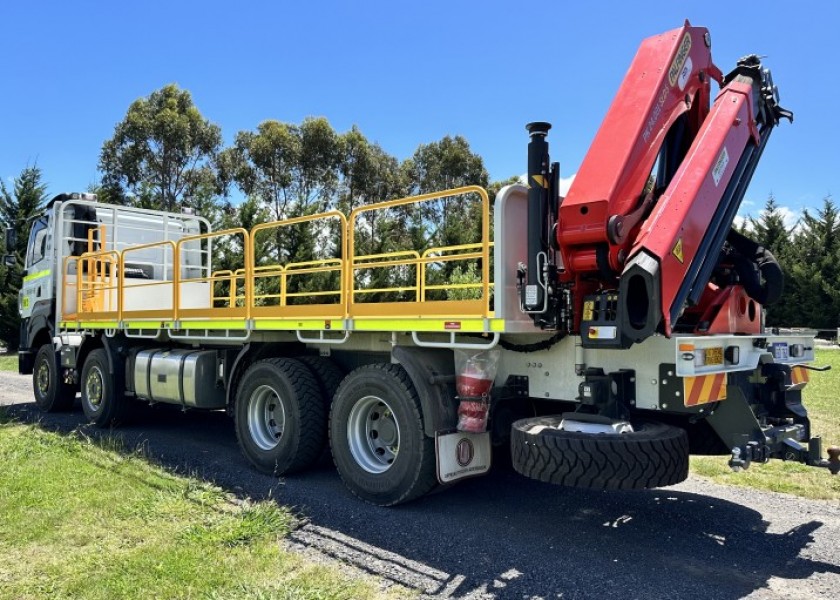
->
[32,343,75,412]
[81,349,129,427]
[298,355,344,408]
[299,355,346,460]
[329,364,437,506]
[235,358,325,475]
[511,415,689,490]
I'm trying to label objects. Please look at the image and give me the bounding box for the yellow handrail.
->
[348,185,491,315]
[62,185,494,328]
[251,212,346,315]
[75,248,120,318]
[176,227,250,318]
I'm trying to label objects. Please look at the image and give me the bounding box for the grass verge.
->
[0,353,17,372]
[0,419,399,600]
[691,348,840,500]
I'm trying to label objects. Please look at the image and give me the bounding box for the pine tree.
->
[786,197,840,328]
[748,195,797,325]
[0,166,48,351]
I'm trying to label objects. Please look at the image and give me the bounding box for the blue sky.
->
[1,1,837,225]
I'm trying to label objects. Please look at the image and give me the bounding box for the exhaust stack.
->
[522,121,552,314]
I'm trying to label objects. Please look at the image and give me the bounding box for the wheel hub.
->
[347,395,400,474]
[36,362,49,395]
[85,366,103,408]
[247,384,286,451]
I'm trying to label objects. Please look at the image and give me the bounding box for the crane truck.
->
[11,22,839,506]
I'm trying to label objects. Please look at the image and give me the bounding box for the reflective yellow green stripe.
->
[60,321,119,329]
[23,269,50,283]
[172,320,248,330]
[253,319,346,331]
[352,318,488,332]
[123,321,166,329]
[60,317,508,335]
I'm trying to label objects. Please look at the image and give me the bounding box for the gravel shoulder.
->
[2,371,839,599]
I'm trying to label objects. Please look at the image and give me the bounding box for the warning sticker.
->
[668,32,693,88]
[712,147,729,187]
[583,300,594,321]
[530,174,547,189]
[672,238,684,263]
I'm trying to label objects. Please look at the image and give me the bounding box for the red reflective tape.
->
[687,377,703,406]
[708,373,726,402]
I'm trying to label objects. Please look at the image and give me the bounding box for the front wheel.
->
[329,364,437,506]
[81,348,129,427]
[32,343,75,412]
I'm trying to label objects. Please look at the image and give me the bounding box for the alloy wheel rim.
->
[347,395,400,474]
[247,384,286,451]
[85,365,104,409]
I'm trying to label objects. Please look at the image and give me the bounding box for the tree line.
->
[746,197,839,330]
[0,83,835,350]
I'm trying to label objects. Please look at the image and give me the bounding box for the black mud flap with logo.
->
[435,431,492,484]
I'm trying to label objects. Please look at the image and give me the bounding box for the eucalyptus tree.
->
[99,84,222,211]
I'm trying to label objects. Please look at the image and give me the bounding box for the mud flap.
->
[435,431,491,484]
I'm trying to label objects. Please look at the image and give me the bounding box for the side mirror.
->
[3,254,16,268]
[5,227,16,253]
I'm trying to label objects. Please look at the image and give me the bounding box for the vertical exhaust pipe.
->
[523,121,552,313]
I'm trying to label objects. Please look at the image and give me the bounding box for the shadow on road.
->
[5,400,839,599]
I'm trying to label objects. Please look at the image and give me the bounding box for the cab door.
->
[20,216,54,320]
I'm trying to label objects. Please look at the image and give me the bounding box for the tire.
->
[32,343,75,412]
[299,355,346,461]
[329,364,437,506]
[234,358,326,475]
[511,416,689,490]
[81,348,129,427]
[298,355,345,408]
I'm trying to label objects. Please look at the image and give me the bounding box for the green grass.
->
[0,420,402,600]
[691,347,840,500]
[0,353,16,372]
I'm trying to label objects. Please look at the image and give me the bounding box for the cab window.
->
[26,218,48,268]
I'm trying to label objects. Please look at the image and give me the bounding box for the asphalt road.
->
[2,370,839,600]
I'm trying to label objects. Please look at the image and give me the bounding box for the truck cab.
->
[14,193,207,390]
[16,193,98,376]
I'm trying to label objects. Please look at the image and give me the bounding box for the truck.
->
[11,21,839,506]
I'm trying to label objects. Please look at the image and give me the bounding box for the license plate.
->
[704,347,724,366]
[435,431,491,484]
[771,342,789,360]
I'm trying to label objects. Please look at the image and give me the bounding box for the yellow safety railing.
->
[176,228,251,320]
[351,250,422,302]
[76,249,120,320]
[348,185,491,318]
[283,258,344,303]
[119,240,178,321]
[63,186,493,329]
[420,242,494,301]
[251,212,346,319]
[210,269,238,307]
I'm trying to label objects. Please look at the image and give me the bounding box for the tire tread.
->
[330,363,438,506]
[511,417,689,490]
[235,358,326,475]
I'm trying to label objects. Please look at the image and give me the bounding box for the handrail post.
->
[173,241,180,321]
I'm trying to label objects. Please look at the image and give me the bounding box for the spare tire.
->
[511,416,689,490]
